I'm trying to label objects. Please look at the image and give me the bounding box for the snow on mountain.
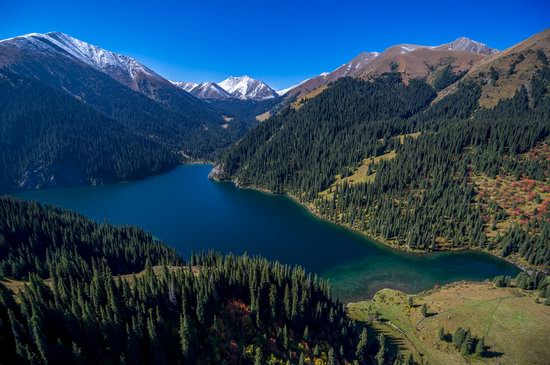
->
[171,81,197,92]
[280,36,497,98]
[277,82,305,96]
[189,82,231,99]
[218,76,278,100]
[172,76,278,100]
[1,32,158,85]
[0,32,184,102]
[399,44,422,54]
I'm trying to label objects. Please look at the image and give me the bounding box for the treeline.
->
[0,254,359,364]
[493,270,550,305]
[0,197,181,279]
[0,198,398,364]
[0,70,180,193]
[220,63,550,268]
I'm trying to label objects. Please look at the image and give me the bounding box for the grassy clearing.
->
[348,282,550,365]
[398,132,422,144]
[319,134,418,198]
[1,278,37,294]
[291,85,328,110]
[319,150,397,199]
[255,111,270,122]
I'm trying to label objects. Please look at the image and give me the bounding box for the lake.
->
[17,164,519,302]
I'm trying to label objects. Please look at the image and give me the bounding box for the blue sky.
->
[1,0,549,90]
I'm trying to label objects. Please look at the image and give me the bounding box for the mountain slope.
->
[435,36,498,55]
[437,29,550,107]
[283,52,379,98]
[216,41,550,272]
[0,70,179,193]
[356,45,487,83]
[282,37,496,100]
[0,32,252,164]
[173,81,232,99]
[218,75,278,100]
[171,80,197,92]
[0,32,210,112]
[0,197,369,365]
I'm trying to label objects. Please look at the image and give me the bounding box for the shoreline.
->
[12,161,532,274]
[6,158,217,196]
[216,176,531,273]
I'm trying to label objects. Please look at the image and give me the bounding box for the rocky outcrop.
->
[208,164,230,181]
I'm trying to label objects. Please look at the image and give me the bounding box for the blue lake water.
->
[17,164,519,302]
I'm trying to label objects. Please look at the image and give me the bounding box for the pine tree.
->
[461,333,473,355]
[282,325,289,350]
[179,313,192,360]
[299,352,305,365]
[355,327,368,360]
[269,284,278,319]
[438,326,445,341]
[376,334,387,365]
[328,347,336,365]
[420,303,427,317]
[254,347,263,365]
[303,325,310,341]
[453,327,466,349]
[475,338,485,357]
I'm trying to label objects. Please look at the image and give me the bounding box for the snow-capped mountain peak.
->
[196,82,230,99]
[171,81,198,93]
[172,81,232,99]
[218,75,278,100]
[0,32,167,95]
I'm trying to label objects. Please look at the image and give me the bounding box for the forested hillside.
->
[218,62,550,269]
[0,70,182,193]
[0,198,400,364]
[0,70,183,193]
[0,33,254,193]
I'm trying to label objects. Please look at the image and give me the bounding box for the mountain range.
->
[1,29,547,197]
[279,36,498,100]
[215,29,550,273]
[172,75,279,100]
[0,32,258,192]
[0,25,549,365]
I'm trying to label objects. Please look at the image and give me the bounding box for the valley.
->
[16,164,519,302]
[217,30,550,273]
[0,18,549,364]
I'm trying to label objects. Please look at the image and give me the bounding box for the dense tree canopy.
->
[0,198,392,364]
[220,65,550,268]
[0,71,181,193]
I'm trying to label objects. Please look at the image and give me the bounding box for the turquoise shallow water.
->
[16,164,519,302]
